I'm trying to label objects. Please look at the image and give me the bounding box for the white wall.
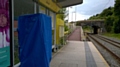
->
[59,26,64,37]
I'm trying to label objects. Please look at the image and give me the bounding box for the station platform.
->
[50,41,109,67]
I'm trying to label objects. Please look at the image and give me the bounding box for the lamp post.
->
[75,6,77,22]
[72,6,77,22]
[68,7,69,23]
[72,11,76,22]
[67,7,71,28]
[72,12,74,22]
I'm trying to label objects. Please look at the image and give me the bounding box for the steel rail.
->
[95,35,120,48]
[87,35,120,64]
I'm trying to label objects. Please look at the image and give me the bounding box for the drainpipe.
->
[54,13,57,51]
[39,5,41,13]
[12,0,14,66]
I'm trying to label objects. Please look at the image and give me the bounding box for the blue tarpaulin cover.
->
[18,13,52,67]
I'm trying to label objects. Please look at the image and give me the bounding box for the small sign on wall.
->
[0,0,13,67]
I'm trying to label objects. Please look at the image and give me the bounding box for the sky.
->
[66,0,115,22]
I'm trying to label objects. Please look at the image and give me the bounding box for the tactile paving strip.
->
[84,42,97,67]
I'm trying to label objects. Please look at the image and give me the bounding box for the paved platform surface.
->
[50,41,109,67]
[50,26,109,67]
[68,27,81,41]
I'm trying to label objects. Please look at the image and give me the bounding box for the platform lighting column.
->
[75,6,77,22]
[75,6,77,29]
[72,12,74,22]
[68,7,72,22]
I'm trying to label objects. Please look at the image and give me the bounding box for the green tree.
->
[113,17,120,33]
[105,16,114,32]
[114,0,120,17]
[89,0,120,33]
[89,7,114,20]
[113,0,120,33]
[100,7,113,17]
[64,24,69,31]
[89,7,115,33]
[57,8,68,20]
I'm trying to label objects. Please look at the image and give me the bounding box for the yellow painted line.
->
[88,42,109,67]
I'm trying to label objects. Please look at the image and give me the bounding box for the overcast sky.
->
[67,0,115,22]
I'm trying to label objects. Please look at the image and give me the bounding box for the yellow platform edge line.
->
[88,42,110,67]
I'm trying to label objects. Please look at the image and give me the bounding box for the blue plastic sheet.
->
[18,13,52,67]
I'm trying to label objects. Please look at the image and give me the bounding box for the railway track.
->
[96,35,120,48]
[94,35,120,58]
[87,34,120,67]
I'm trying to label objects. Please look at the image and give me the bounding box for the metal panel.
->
[57,0,66,2]
[50,11,55,29]
[37,0,60,13]
[57,0,83,7]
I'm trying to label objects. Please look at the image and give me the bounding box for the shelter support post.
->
[53,13,57,52]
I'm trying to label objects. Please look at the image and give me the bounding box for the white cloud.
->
[66,12,91,22]
[75,13,91,21]
[65,0,115,22]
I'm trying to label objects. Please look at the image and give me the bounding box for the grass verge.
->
[102,33,120,40]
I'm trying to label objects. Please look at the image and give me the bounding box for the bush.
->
[64,24,69,31]
[14,36,20,64]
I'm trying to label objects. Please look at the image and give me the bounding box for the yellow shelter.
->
[56,15,64,45]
